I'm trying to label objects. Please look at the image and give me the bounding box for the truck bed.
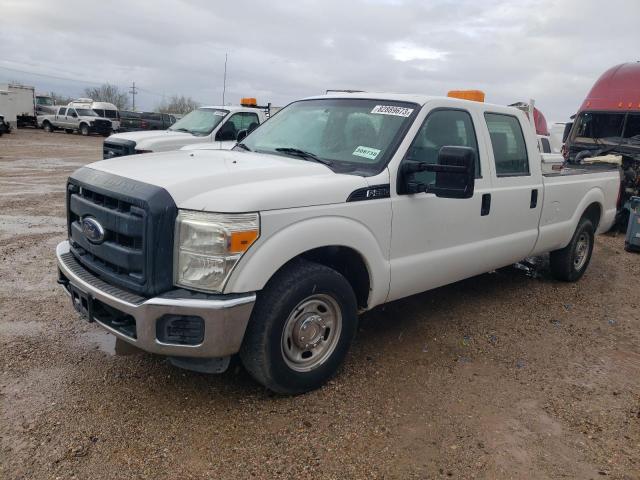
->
[532,165,620,255]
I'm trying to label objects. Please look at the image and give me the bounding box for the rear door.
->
[480,109,542,262]
[66,108,80,129]
[57,107,67,126]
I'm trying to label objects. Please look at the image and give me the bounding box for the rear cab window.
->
[58,107,67,115]
[485,113,530,177]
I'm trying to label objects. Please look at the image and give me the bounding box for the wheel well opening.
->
[582,202,602,230]
[300,246,371,309]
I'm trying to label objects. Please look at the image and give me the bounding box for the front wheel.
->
[240,259,358,395]
[550,218,594,282]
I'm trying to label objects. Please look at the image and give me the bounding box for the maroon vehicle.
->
[563,62,640,227]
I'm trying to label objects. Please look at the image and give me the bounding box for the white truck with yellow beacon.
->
[56,92,620,394]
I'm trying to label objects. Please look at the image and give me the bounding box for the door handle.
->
[530,189,538,208]
[481,193,491,216]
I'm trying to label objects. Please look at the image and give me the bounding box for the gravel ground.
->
[1,129,639,480]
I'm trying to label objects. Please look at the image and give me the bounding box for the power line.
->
[0,64,107,86]
[0,62,208,105]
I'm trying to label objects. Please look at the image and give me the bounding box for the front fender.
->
[225,215,390,308]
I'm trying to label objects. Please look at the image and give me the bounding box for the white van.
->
[68,98,121,131]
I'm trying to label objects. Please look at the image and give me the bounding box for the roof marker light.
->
[447,90,485,102]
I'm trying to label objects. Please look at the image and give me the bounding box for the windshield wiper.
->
[236,143,251,151]
[171,128,192,134]
[275,147,332,166]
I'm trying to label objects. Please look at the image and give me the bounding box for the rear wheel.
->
[550,218,594,282]
[80,124,89,136]
[240,259,358,395]
[43,121,53,133]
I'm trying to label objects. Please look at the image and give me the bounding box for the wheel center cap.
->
[293,315,325,349]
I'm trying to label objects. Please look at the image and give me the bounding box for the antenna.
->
[129,81,138,111]
[222,53,228,105]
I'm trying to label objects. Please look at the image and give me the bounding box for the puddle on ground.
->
[81,329,144,356]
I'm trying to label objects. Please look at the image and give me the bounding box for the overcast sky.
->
[1,0,638,121]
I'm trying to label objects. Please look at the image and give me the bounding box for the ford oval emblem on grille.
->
[81,216,106,244]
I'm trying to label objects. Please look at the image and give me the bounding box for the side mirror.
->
[401,146,475,199]
[236,129,248,142]
[562,122,573,143]
[216,128,236,141]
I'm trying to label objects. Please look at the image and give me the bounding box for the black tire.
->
[80,124,89,136]
[43,121,53,133]
[550,218,595,282]
[240,259,358,395]
[101,129,112,137]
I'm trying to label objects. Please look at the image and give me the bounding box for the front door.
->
[389,106,496,301]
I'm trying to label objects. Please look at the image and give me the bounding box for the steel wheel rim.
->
[574,232,590,270]
[281,293,342,372]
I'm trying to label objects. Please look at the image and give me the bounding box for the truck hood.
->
[86,149,368,212]
[108,130,203,151]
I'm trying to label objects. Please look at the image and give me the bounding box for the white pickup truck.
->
[40,106,113,136]
[102,105,267,159]
[56,93,620,394]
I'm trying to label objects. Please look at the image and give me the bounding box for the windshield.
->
[168,108,228,135]
[76,108,98,117]
[36,96,53,106]
[573,111,640,148]
[240,98,418,175]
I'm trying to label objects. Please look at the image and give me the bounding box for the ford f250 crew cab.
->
[41,106,113,136]
[102,105,266,159]
[56,93,620,394]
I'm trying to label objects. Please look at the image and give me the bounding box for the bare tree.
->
[49,91,75,106]
[84,83,129,110]
[156,95,200,114]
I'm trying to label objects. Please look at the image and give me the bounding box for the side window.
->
[485,113,529,177]
[228,112,260,132]
[69,109,78,118]
[405,109,480,185]
[59,107,67,115]
[540,137,551,153]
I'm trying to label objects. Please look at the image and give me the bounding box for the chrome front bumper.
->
[56,241,255,358]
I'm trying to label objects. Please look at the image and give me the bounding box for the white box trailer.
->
[0,83,36,128]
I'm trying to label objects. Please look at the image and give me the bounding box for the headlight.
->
[174,210,259,292]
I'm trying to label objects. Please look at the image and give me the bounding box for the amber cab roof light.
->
[447,90,485,102]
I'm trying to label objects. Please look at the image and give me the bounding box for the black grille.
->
[103,138,136,159]
[93,119,112,133]
[67,167,177,297]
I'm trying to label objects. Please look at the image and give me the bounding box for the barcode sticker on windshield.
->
[353,146,381,160]
[371,105,414,117]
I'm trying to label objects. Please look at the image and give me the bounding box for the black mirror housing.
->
[400,146,476,199]
[236,129,248,142]
[562,122,573,143]
[429,146,475,199]
[216,128,236,141]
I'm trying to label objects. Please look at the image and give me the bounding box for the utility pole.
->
[129,81,138,111]
[222,53,228,105]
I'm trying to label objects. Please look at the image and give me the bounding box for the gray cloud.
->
[1,0,638,120]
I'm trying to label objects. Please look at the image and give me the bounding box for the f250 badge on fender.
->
[81,217,105,244]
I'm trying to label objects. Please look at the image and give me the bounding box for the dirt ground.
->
[0,129,639,480]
